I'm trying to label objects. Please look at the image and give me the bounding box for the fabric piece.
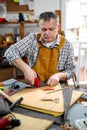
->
[12,112,53,130]
[11,85,83,117]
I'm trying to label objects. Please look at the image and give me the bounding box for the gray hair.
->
[39,11,59,24]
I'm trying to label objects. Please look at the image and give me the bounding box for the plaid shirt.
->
[4,33,75,80]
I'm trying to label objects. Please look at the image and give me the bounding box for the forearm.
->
[12,58,37,85]
[47,72,67,86]
[12,58,30,74]
[57,72,67,81]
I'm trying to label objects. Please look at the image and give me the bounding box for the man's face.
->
[39,18,59,43]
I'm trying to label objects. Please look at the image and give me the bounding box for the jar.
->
[15,34,21,42]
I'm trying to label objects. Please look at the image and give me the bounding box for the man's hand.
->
[13,58,37,85]
[47,72,67,86]
[47,73,60,86]
[24,67,37,85]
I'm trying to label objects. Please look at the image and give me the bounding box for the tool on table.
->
[0,89,23,109]
[61,85,73,124]
[0,78,30,95]
[32,77,47,87]
[41,97,59,104]
[45,85,73,121]
[34,77,40,87]
[10,97,23,110]
[49,84,73,126]
[58,85,77,129]
[43,88,55,91]
[0,89,13,103]
[0,81,20,95]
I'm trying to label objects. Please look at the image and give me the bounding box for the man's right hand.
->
[13,59,37,85]
[24,67,37,85]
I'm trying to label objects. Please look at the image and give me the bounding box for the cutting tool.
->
[30,77,47,87]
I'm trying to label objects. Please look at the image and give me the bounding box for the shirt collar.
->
[39,35,60,48]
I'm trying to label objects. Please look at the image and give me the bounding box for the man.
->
[4,11,75,86]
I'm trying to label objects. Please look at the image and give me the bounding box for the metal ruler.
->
[61,85,73,124]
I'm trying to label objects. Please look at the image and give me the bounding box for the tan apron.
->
[32,33,65,82]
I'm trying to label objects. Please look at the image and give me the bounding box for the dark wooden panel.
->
[6,0,29,12]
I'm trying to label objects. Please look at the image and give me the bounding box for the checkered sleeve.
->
[58,40,75,79]
[4,33,38,65]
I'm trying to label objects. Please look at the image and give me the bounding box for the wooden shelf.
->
[0,21,38,24]
[0,43,14,48]
[0,21,38,38]
[0,44,8,48]
[6,0,34,14]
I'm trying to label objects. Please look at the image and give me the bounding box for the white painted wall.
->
[34,0,59,16]
[34,0,66,32]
